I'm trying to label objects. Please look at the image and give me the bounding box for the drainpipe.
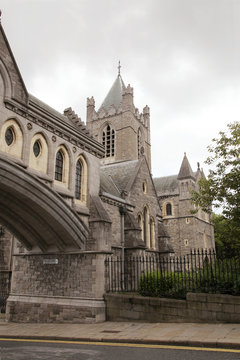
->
[119,206,127,291]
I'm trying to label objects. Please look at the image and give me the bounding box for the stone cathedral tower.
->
[86,64,151,170]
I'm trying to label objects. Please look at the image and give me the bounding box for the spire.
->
[177,153,196,180]
[98,64,126,111]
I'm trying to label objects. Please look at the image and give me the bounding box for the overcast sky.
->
[1,0,240,178]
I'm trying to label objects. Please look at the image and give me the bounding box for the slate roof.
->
[100,160,139,197]
[177,153,196,180]
[29,94,75,128]
[99,75,125,111]
[154,154,197,196]
[153,175,179,196]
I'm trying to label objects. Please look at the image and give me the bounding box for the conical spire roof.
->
[177,153,196,180]
[99,74,125,111]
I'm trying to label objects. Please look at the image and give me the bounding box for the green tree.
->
[191,122,240,253]
[212,213,240,256]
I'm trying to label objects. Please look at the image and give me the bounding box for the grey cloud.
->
[1,0,239,177]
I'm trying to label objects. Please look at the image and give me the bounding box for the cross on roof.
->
[118,61,121,76]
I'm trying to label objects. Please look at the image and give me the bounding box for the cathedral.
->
[0,17,214,322]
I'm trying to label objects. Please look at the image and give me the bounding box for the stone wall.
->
[6,252,107,323]
[105,293,240,323]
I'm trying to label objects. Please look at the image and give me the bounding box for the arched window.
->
[138,213,143,241]
[150,217,155,249]
[55,150,63,181]
[29,133,48,174]
[54,146,69,187]
[75,160,82,200]
[74,155,88,204]
[102,124,115,157]
[0,119,23,159]
[166,203,172,216]
[143,206,150,247]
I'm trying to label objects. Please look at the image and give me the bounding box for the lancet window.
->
[55,150,64,181]
[75,160,82,200]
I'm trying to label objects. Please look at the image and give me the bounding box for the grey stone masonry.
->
[6,252,108,323]
[105,293,240,323]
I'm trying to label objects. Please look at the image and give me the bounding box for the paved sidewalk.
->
[0,316,240,349]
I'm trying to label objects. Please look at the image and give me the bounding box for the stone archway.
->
[0,155,88,252]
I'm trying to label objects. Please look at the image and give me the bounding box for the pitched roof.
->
[177,153,196,180]
[98,74,125,111]
[100,160,139,197]
[29,94,74,127]
[153,175,179,196]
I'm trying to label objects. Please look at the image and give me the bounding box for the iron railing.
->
[105,249,240,298]
[0,271,11,313]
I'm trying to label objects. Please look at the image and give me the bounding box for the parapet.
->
[64,107,90,135]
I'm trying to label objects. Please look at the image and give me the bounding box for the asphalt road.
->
[0,339,240,360]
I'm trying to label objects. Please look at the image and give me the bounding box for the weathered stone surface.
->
[105,293,240,323]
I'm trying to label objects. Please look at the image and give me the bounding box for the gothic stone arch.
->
[0,156,88,252]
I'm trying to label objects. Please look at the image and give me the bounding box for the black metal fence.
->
[105,249,240,298]
[0,271,11,313]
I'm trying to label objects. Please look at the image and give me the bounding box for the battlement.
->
[64,107,90,135]
[87,96,149,128]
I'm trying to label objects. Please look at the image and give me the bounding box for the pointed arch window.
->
[75,160,82,200]
[74,155,88,204]
[55,150,63,181]
[102,125,115,157]
[143,206,148,245]
[138,213,143,241]
[150,217,155,249]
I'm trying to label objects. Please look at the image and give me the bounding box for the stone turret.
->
[178,153,196,181]
[121,84,134,112]
[178,153,196,203]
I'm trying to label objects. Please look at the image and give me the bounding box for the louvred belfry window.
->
[102,125,115,157]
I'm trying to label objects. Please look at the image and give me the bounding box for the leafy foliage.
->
[138,271,190,299]
[191,122,240,249]
[212,213,240,256]
[138,258,240,299]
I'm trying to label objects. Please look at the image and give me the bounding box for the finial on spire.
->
[118,60,121,76]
